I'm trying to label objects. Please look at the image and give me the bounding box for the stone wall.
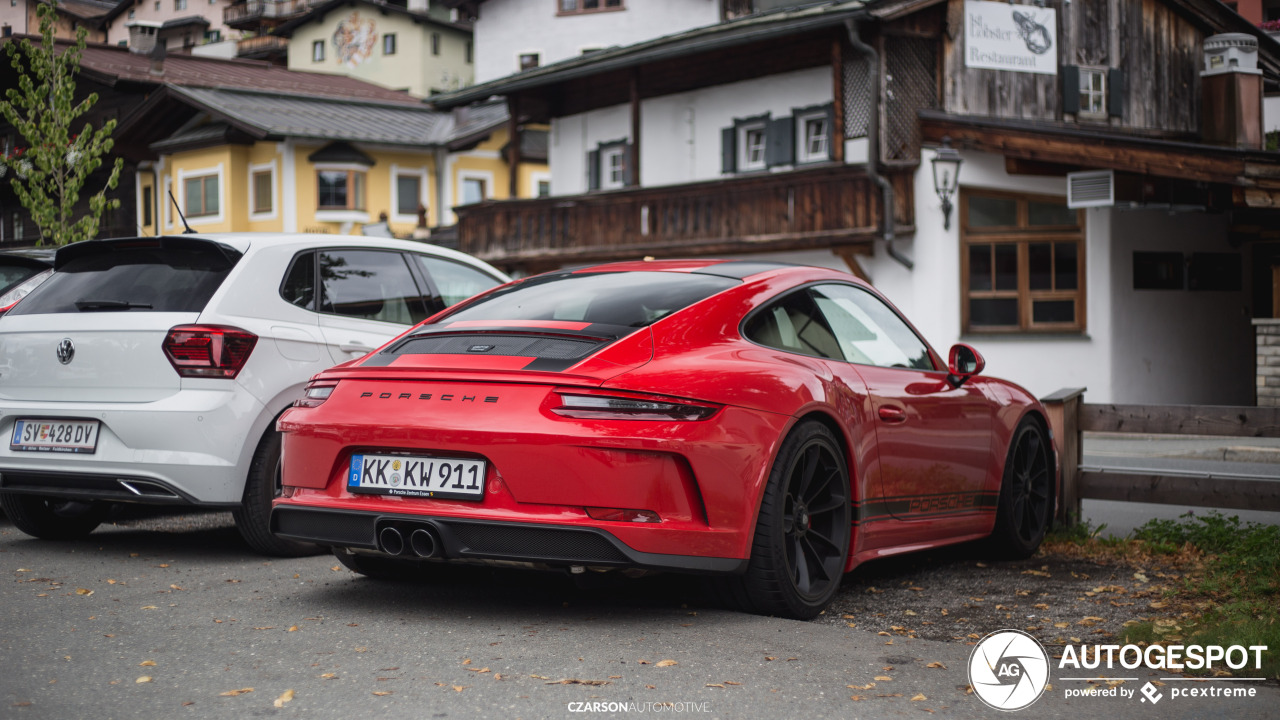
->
[1256,319,1280,407]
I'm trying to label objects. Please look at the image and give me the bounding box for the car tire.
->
[332,549,423,581]
[0,493,107,540]
[986,418,1054,559]
[233,428,323,558]
[722,420,851,620]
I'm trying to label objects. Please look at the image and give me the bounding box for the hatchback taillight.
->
[162,325,257,378]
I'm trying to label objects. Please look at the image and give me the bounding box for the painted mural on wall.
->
[964,0,1057,75]
[332,12,377,68]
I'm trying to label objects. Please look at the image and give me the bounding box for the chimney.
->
[1201,33,1263,149]
[149,42,166,76]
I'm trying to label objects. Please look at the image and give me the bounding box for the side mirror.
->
[947,343,985,388]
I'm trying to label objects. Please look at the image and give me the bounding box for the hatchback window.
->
[440,271,737,328]
[281,252,316,310]
[413,255,502,308]
[9,245,235,315]
[319,250,429,325]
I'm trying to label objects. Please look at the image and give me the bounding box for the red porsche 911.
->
[272,260,1057,619]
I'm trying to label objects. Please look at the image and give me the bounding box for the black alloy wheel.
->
[988,419,1053,558]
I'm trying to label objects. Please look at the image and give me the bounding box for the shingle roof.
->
[75,41,422,105]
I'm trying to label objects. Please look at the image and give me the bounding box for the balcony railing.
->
[454,164,915,271]
[235,34,289,58]
[223,0,314,27]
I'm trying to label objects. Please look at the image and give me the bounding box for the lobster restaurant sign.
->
[964,0,1057,75]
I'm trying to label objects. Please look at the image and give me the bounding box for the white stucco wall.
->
[104,0,238,48]
[550,66,833,194]
[1108,210,1253,406]
[472,0,720,83]
[861,150,1115,403]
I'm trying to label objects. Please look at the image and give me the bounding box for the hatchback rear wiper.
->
[74,299,154,311]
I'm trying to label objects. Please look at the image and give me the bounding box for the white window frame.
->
[390,164,429,225]
[248,160,277,221]
[531,170,551,198]
[600,145,626,190]
[458,169,493,206]
[1078,66,1107,121]
[518,51,539,71]
[738,122,766,172]
[314,162,370,223]
[176,163,224,226]
[796,112,830,164]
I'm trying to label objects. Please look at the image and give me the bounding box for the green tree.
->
[0,0,123,246]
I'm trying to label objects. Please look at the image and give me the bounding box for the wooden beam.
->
[1041,388,1086,526]
[1079,471,1280,512]
[507,95,521,199]
[1079,403,1280,437]
[831,37,845,164]
[629,68,641,187]
[834,248,870,283]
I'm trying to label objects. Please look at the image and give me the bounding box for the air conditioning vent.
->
[1067,170,1114,208]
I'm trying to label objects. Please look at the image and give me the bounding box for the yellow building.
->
[118,87,546,238]
[275,0,473,98]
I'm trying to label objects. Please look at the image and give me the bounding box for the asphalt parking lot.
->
[3,511,1277,719]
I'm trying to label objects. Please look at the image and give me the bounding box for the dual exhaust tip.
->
[377,524,441,558]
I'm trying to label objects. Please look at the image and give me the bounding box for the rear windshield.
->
[439,271,738,328]
[9,244,237,315]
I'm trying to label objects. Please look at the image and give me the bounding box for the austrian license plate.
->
[10,419,101,454]
[348,453,486,500]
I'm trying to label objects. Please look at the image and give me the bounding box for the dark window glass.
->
[1028,200,1076,226]
[969,298,1019,327]
[396,175,420,216]
[319,250,429,325]
[444,271,736,329]
[11,243,237,315]
[142,186,153,226]
[743,289,841,360]
[184,176,218,217]
[281,252,315,310]
[1055,243,1078,290]
[968,195,1017,227]
[1133,251,1184,290]
[318,171,347,209]
[811,284,933,370]
[1032,300,1075,324]
[1188,253,1242,292]
[994,244,1018,291]
[253,171,272,214]
[968,244,992,291]
[1029,242,1052,290]
[414,255,502,309]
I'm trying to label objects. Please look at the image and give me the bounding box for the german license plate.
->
[348,453,486,500]
[10,419,100,454]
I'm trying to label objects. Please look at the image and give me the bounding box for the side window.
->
[743,289,842,360]
[318,250,429,325]
[281,251,315,310]
[810,284,934,370]
[413,255,501,309]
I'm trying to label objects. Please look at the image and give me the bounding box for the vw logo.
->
[56,338,75,365]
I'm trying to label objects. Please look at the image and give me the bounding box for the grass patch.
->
[1049,512,1280,680]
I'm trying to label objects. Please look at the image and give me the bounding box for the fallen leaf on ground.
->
[274,690,294,708]
[706,683,725,689]
[170,585,185,591]
[466,667,491,673]
[724,681,741,686]
[911,693,927,701]
[850,695,865,701]
[373,691,392,696]
[139,660,156,667]
[847,683,875,690]
[462,659,472,665]
[451,686,467,693]
[141,606,157,610]
[546,679,611,686]
[75,589,93,596]
[874,676,893,681]
[219,688,253,696]
[655,660,678,667]
[321,673,336,679]
[608,676,622,679]
[287,626,298,632]
[136,676,152,684]
[253,627,275,631]
[926,662,946,669]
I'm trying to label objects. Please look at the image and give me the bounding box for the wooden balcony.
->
[454,164,915,273]
[223,0,308,29]
[235,34,289,59]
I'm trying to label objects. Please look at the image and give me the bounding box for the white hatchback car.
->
[0,234,508,555]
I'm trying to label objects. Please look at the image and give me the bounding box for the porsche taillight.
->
[162,325,257,378]
[294,380,339,408]
[552,390,720,421]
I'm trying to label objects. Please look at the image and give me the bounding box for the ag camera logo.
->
[969,630,1050,711]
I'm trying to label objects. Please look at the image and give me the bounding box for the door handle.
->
[878,405,907,423]
[340,342,375,354]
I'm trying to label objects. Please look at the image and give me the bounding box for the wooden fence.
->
[1041,388,1280,526]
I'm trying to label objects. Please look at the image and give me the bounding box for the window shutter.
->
[825,103,837,160]
[721,127,736,174]
[1108,67,1125,118]
[624,143,635,186]
[765,116,794,167]
[1061,65,1080,115]
[588,149,600,191]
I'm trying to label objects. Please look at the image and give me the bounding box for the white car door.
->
[314,248,433,364]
